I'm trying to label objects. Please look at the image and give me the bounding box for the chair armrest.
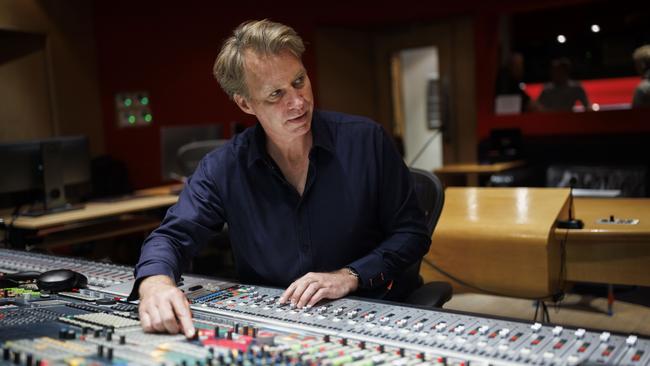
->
[404,281,453,308]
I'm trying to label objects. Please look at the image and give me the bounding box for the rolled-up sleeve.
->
[348,127,431,289]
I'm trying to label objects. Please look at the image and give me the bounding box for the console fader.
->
[187,283,650,366]
[1,249,649,366]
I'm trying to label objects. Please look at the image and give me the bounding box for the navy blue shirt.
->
[134,110,430,292]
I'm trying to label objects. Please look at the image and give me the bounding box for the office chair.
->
[175,139,228,177]
[394,168,452,308]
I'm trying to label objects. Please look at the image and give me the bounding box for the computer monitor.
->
[0,136,91,216]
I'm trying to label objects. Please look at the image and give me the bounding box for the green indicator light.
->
[140,97,149,105]
[124,98,133,107]
[144,114,153,122]
[128,115,136,124]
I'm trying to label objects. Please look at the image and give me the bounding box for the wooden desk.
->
[1,185,181,248]
[422,187,571,298]
[5,192,179,230]
[434,160,526,186]
[556,198,650,287]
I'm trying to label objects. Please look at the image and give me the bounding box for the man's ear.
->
[234,94,255,115]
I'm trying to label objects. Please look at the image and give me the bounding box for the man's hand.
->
[138,275,195,338]
[279,268,359,309]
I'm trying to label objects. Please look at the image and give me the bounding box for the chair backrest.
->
[386,168,445,301]
[410,168,445,236]
[404,169,452,308]
[176,139,228,177]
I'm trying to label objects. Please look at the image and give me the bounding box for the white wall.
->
[399,47,443,171]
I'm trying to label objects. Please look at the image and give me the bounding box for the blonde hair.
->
[633,45,650,71]
[213,19,305,99]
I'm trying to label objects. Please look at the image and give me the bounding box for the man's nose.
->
[286,89,305,110]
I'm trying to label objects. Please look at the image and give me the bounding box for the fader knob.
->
[600,332,611,343]
[530,323,542,332]
[626,335,638,347]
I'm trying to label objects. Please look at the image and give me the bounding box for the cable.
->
[408,128,443,167]
[422,257,562,301]
[558,228,569,293]
[532,300,551,323]
[543,301,550,323]
[423,187,579,323]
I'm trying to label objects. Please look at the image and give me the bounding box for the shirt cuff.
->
[348,254,388,290]
[128,262,177,301]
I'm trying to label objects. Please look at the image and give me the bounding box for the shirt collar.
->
[247,110,335,167]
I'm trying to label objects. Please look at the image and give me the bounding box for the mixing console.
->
[0,249,133,290]
[1,249,649,365]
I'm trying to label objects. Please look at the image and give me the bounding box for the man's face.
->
[234,49,314,142]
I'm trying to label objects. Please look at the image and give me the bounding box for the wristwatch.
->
[344,266,360,285]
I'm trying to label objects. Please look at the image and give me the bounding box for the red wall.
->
[94,4,319,188]
[94,1,647,188]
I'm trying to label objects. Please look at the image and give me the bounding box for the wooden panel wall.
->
[0,0,104,155]
[314,17,476,165]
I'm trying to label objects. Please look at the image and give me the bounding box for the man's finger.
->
[307,288,328,308]
[290,278,314,306]
[297,282,320,308]
[148,307,166,332]
[157,302,180,334]
[171,295,195,338]
[140,310,153,332]
[279,282,297,304]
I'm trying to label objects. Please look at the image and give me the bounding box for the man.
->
[537,58,590,112]
[134,19,430,338]
[632,45,650,108]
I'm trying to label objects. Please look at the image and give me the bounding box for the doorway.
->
[314,18,476,169]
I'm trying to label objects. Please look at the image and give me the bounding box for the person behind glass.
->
[632,45,650,108]
[133,19,430,338]
[537,58,590,112]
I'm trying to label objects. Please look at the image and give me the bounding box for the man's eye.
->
[270,90,281,98]
[294,77,305,86]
